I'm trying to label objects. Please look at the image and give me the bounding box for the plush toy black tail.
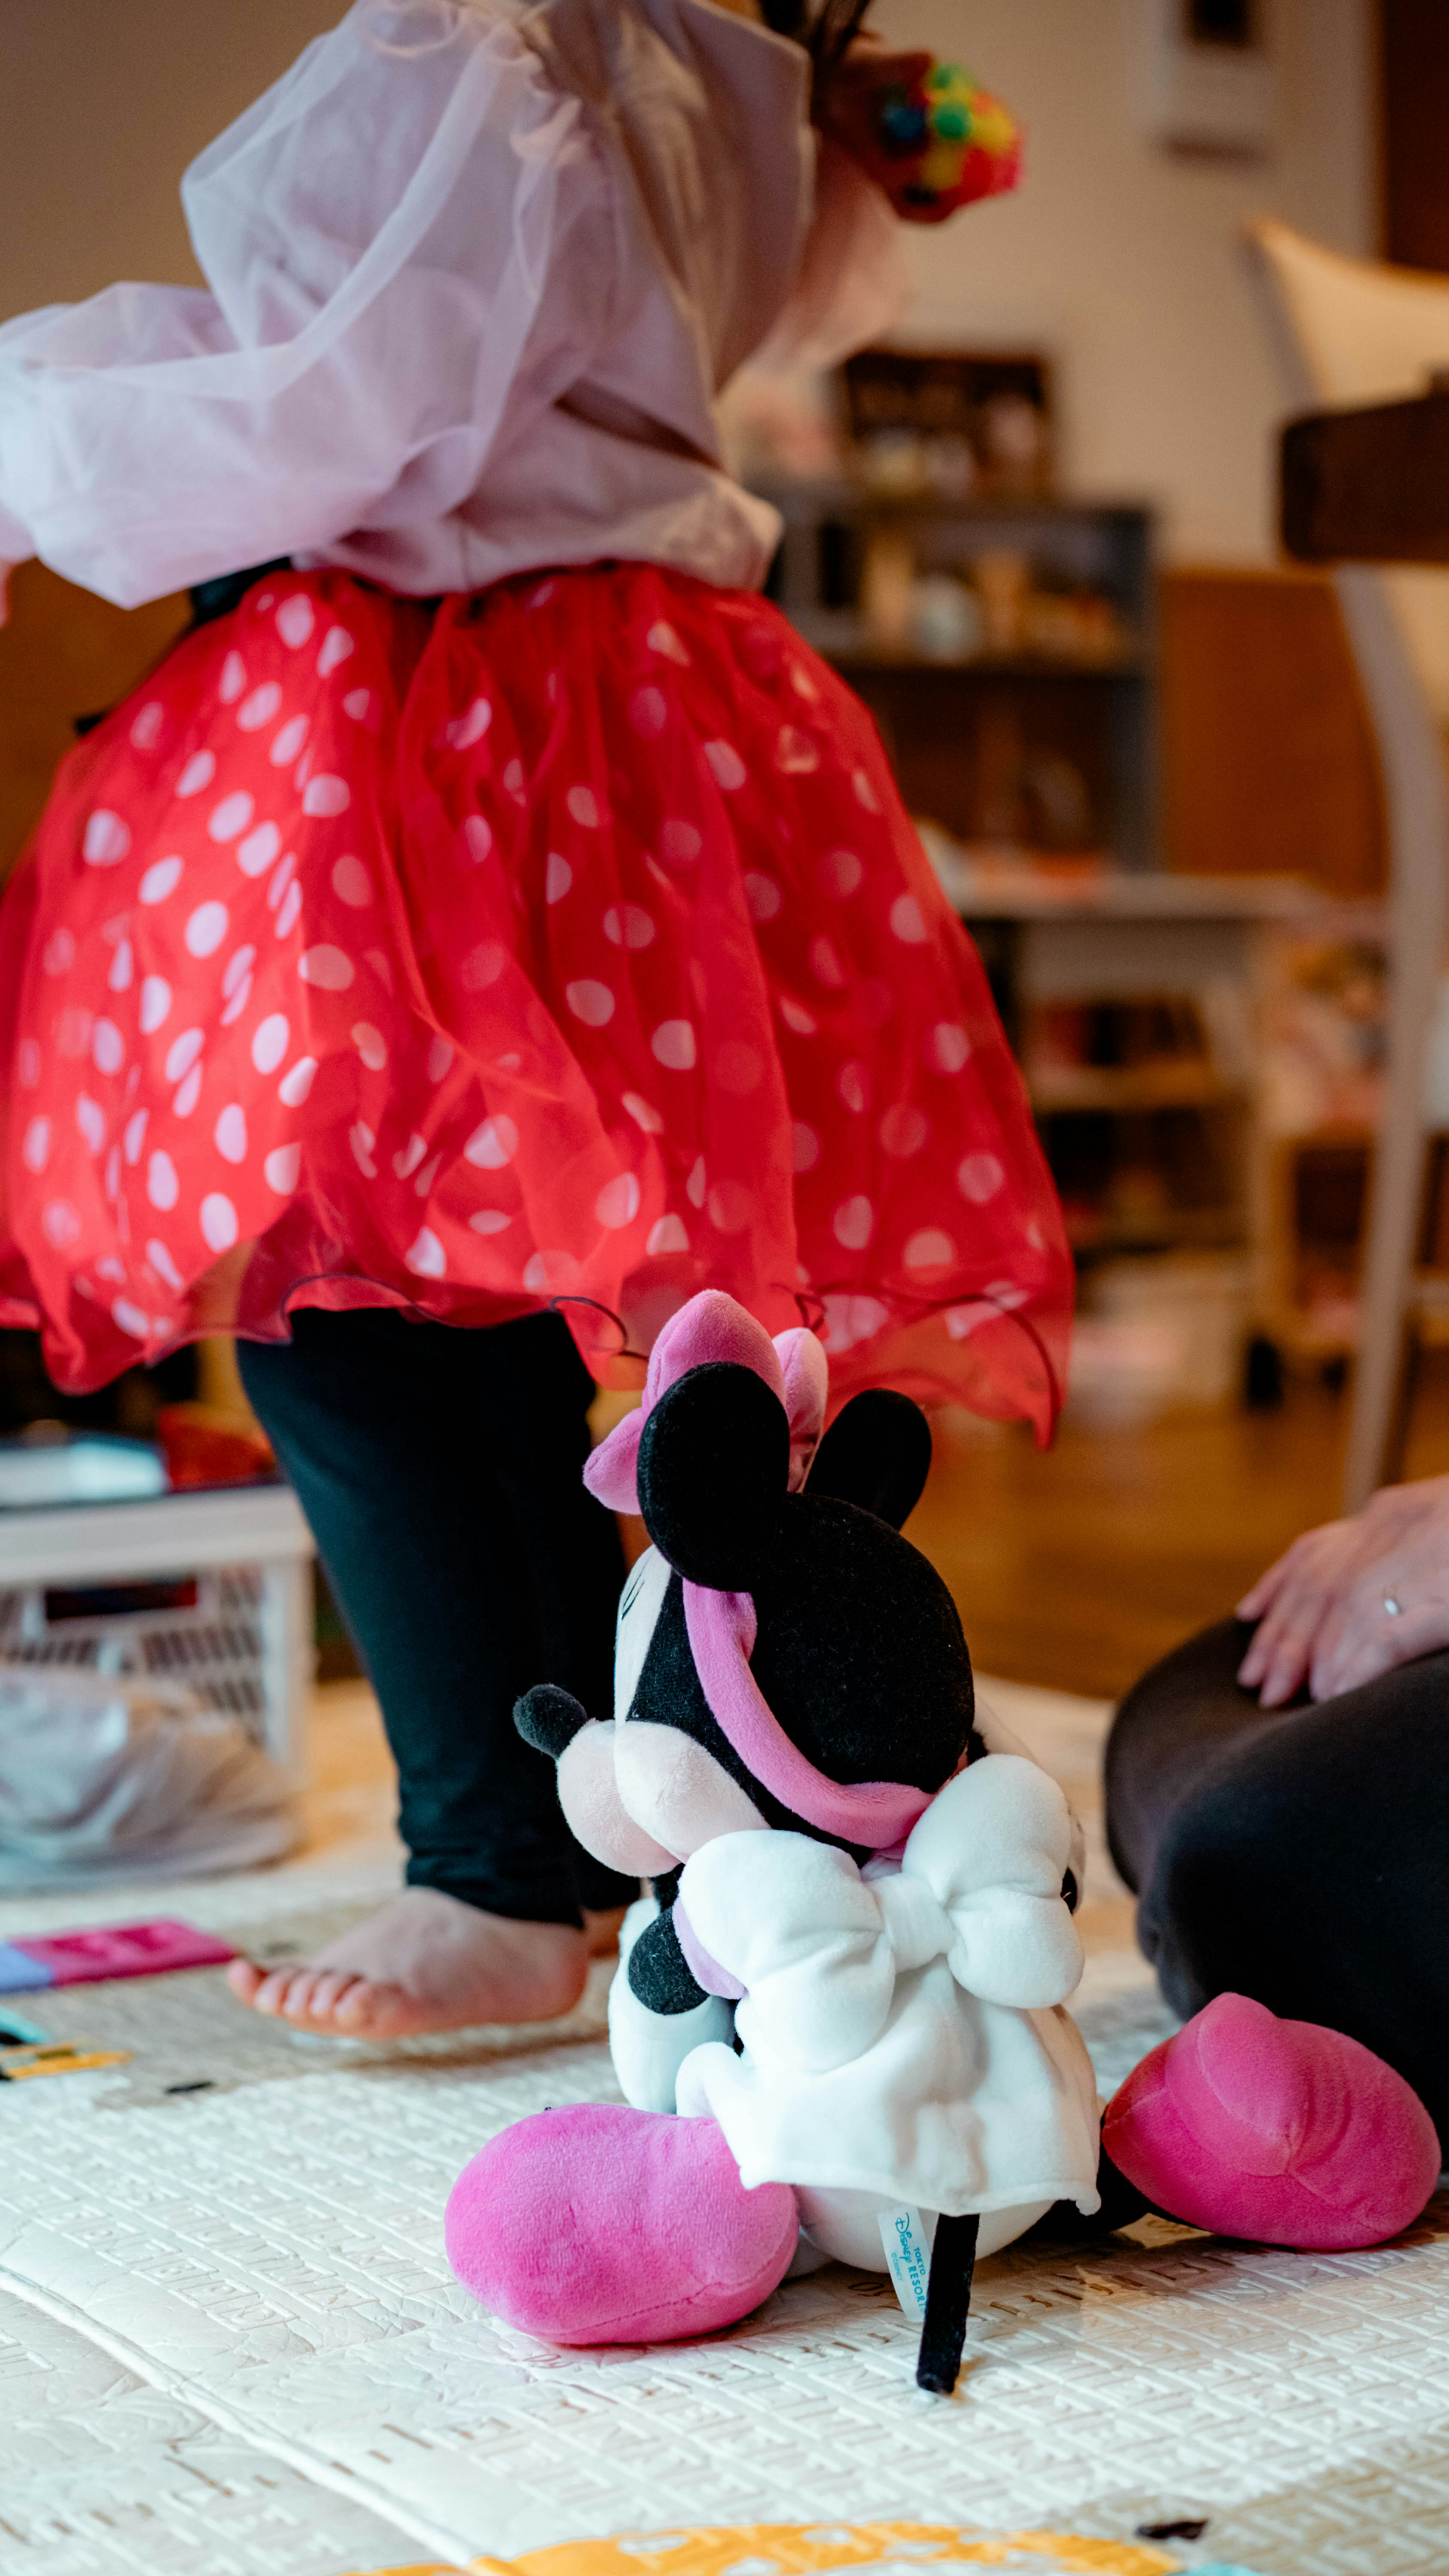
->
[915,2212,980,2396]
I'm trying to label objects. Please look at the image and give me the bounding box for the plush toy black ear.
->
[807,1387,932,1529]
[636,1361,789,1591]
[514,1684,591,1757]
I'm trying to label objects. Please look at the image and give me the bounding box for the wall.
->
[0,0,1375,568]
[874,0,1378,562]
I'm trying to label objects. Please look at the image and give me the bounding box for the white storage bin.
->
[0,1484,315,1770]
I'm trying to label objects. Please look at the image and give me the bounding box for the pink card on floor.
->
[0,1920,235,1991]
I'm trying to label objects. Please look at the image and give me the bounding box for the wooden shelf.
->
[1029,1065,1247,1112]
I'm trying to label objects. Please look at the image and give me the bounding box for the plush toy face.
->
[517,1338,979,1880]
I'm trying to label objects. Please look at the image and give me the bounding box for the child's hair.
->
[761,0,875,96]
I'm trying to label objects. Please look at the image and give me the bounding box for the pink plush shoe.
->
[1104,1993,1442,2250]
[445,2103,800,2344]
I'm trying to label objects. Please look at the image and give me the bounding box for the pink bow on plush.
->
[583,1290,829,1513]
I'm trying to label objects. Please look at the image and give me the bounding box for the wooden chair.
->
[1245,218,1449,1506]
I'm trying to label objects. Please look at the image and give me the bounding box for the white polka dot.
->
[318,625,355,678]
[22,1117,50,1175]
[343,690,372,724]
[566,979,615,1027]
[394,1133,426,1181]
[267,852,296,913]
[461,942,506,992]
[177,751,217,799]
[248,1015,288,1076]
[238,682,282,732]
[792,1122,820,1173]
[523,1249,582,1294]
[279,1056,317,1107]
[704,740,746,792]
[891,894,928,945]
[778,996,817,1037]
[444,698,492,750]
[651,1019,697,1070]
[686,1156,707,1209]
[790,662,821,703]
[232,823,278,881]
[837,1062,868,1115]
[646,1213,689,1255]
[108,938,134,994]
[832,1195,875,1251]
[277,594,316,648]
[220,947,255,1004]
[220,973,253,1029]
[809,936,846,989]
[470,1209,512,1236]
[103,1160,122,1211]
[566,784,601,830]
[595,1173,642,1230]
[148,1151,179,1211]
[820,849,864,899]
[42,1201,80,1250]
[275,881,303,939]
[346,1021,385,1072]
[545,853,573,905]
[140,857,183,906]
[603,904,655,950]
[200,1193,238,1253]
[137,981,171,1043]
[124,1110,148,1165]
[83,809,131,867]
[112,1298,150,1341]
[349,1121,377,1177]
[147,1239,185,1292]
[165,1029,204,1083]
[528,579,557,610]
[463,815,493,865]
[185,900,229,958]
[905,1228,956,1270]
[622,1092,664,1135]
[303,774,350,818]
[215,1104,248,1164]
[465,1115,519,1170]
[743,874,782,924]
[18,1041,40,1088]
[775,725,820,775]
[209,791,254,844]
[503,758,526,801]
[426,1036,454,1083]
[219,652,247,705]
[173,1064,203,1119]
[398,1226,443,1280]
[326,854,371,909]
[298,944,353,991]
[932,1022,971,1073]
[717,1041,763,1096]
[271,716,309,767]
[72,1095,105,1155]
[629,685,668,738]
[881,1104,929,1158]
[44,929,75,977]
[659,819,701,866]
[261,1144,300,1197]
[958,1151,1006,1204]
[648,621,691,666]
[92,1019,124,1077]
[708,1179,753,1235]
[131,701,166,750]
[852,768,882,813]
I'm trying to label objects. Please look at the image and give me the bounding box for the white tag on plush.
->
[878,2204,932,2320]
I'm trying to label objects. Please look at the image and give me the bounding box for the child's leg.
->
[1107,1617,1449,2142]
[230,1306,635,2034]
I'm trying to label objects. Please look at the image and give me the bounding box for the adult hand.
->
[1236,1472,1449,1706]
[815,37,957,224]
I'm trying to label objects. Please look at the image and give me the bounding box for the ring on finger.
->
[1384,1594,1404,1617]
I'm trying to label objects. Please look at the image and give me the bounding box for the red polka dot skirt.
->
[0,564,1071,1429]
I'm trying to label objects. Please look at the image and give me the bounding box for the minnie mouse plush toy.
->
[446,1293,1441,2394]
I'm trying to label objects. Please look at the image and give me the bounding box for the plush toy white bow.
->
[675,1753,1083,2076]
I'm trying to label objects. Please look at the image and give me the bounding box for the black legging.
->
[1106,1618,1449,2143]
[239,1309,636,1927]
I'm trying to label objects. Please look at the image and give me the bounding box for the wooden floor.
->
[909,1358,1449,1701]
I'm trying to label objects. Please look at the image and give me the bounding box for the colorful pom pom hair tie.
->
[875,62,1023,215]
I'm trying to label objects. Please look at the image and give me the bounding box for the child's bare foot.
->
[225,1888,620,2037]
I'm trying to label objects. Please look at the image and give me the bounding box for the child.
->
[0,0,1070,2035]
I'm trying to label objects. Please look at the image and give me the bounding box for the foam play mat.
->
[3,1681,1447,2575]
